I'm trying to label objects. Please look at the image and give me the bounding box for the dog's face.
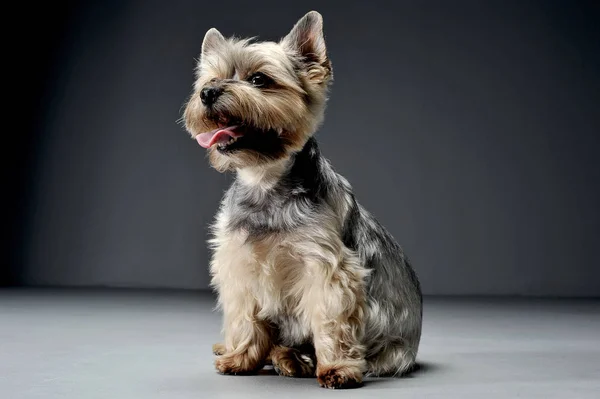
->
[183,11,332,172]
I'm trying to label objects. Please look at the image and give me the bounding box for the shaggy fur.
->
[183,11,422,389]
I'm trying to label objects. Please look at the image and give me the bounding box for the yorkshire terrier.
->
[183,11,422,389]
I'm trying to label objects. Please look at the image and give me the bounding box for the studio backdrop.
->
[11,0,600,296]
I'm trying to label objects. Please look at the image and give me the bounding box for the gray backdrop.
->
[13,0,600,296]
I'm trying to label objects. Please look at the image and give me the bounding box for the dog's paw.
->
[317,365,363,389]
[215,353,263,375]
[212,342,226,356]
[271,346,315,378]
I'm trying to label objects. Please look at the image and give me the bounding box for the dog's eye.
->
[249,72,269,87]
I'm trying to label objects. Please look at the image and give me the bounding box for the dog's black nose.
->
[200,86,221,106]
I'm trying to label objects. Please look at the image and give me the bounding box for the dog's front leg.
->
[308,251,368,389]
[210,234,272,375]
[214,285,271,375]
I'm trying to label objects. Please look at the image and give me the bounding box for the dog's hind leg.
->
[366,341,417,377]
[270,345,316,377]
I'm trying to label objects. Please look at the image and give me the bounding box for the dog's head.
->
[183,11,332,172]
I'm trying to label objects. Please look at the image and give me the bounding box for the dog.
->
[183,11,422,389]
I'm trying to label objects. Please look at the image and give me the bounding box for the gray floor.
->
[1,290,599,398]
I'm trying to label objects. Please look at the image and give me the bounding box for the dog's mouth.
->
[195,126,243,149]
[195,120,284,154]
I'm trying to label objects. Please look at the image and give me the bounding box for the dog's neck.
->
[236,159,291,190]
[225,137,329,235]
[235,137,321,191]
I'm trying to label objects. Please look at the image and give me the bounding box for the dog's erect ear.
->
[202,28,226,55]
[281,11,331,82]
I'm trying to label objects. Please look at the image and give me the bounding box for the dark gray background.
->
[7,0,600,296]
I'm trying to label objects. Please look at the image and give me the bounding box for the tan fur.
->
[212,342,226,356]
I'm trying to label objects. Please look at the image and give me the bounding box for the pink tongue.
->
[196,126,241,148]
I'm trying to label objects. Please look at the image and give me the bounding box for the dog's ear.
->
[202,28,226,56]
[281,11,331,83]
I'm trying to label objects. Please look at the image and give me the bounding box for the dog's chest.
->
[248,233,314,343]
[248,232,310,315]
[213,214,316,318]
[212,179,328,343]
